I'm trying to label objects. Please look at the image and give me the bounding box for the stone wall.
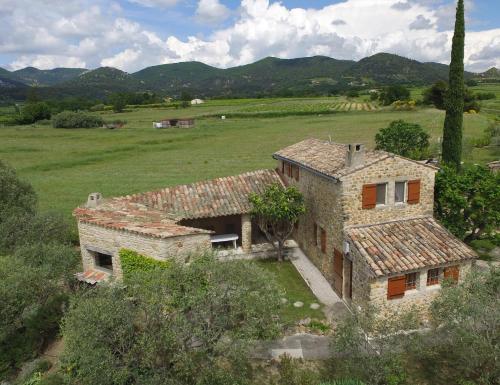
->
[281,163,344,290]
[368,260,473,315]
[78,221,211,280]
[341,156,436,226]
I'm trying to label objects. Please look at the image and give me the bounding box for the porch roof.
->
[346,217,477,277]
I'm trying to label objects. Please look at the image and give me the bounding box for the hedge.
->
[52,111,104,128]
[119,249,170,279]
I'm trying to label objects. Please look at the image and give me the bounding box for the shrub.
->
[119,248,170,280]
[379,85,410,105]
[17,102,51,124]
[0,160,37,221]
[476,92,496,100]
[52,111,104,128]
[89,103,106,112]
[375,120,430,159]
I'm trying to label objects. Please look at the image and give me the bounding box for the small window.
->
[405,272,418,290]
[395,181,407,203]
[427,268,439,286]
[376,183,387,205]
[320,228,326,253]
[95,252,113,271]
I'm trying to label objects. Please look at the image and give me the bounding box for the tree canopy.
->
[434,164,500,242]
[374,120,430,159]
[61,255,283,385]
[249,184,305,261]
[378,85,410,106]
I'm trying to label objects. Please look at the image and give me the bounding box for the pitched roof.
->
[273,138,436,180]
[126,169,283,220]
[346,217,477,277]
[74,200,211,239]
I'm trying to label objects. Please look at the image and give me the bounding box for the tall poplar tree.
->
[442,0,465,169]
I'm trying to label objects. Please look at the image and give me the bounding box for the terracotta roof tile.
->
[346,217,477,277]
[127,169,283,219]
[273,138,437,180]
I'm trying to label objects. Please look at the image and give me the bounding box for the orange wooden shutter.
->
[362,184,377,209]
[387,275,406,299]
[444,265,460,283]
[321,228,326,253]
[407,179,421,204]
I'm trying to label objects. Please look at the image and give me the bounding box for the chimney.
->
[346,143,365,168]
[86,192,103,208]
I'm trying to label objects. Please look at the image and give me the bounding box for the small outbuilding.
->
[191,99,205,105]
[154,118,195,129]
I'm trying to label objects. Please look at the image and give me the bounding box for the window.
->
[376,183,387,205]
[405,272,418,290]
[395,181,407,203]
[427,268,439,286]
[95,252,113,271]
[320,228,326,253]
[313,223,318,246]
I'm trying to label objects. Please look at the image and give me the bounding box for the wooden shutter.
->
[407,179,421,204]
[444,265,460,283]
[288,163,292,177]
[281,161,285,174]
[295,165,300,181]
[313,224,317,246]
[333,249,343,277]
[362,184,377,209]
[387,275,406,299]
[320,228,326,253]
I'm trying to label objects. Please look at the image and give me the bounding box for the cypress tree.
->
[442,0,465,169]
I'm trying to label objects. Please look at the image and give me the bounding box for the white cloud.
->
[1,0,499,73]
[195,0,231,25]
[127,0,178,7]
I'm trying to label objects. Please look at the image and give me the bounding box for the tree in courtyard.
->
[442,0,465,169]
[61,255,283,385]
[434,164,500,242]
[375,120,430,159]
[249,184,305,262]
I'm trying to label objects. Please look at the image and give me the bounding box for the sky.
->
[0,0,498,73]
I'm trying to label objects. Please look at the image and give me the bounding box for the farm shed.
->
[191,99,205,105]
[155,118,195,129]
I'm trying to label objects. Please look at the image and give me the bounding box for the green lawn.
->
[255,260,325,324]
[0,98,496,218]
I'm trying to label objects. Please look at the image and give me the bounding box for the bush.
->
[52,111,104,128]
[0,161,37,221]
[89,103,106,112]
[119,248,170,280]
[476,92,496,100]
[379,85,410,106]
[17,102,51,124]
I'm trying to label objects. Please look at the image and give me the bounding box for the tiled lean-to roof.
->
[346,217,477,277]
[74,199,212,239]
[126,169,283,220]
[74,169,283,237]
[273,138,436,180]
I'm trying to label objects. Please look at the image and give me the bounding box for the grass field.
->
[0,97,497,218]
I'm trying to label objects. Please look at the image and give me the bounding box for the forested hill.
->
[0,53,477,100]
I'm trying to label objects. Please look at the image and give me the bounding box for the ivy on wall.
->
[119,249,170,279]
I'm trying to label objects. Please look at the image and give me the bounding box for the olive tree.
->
[249,184,305,261]
[61,255,283,385]
[375,120,430,160]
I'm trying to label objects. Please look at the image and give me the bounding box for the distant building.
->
[191,99,205,105]
[153,118,195,129]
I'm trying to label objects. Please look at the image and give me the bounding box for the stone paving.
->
[251,333,332,360]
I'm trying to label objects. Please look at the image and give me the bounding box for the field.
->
[0,96,497,218]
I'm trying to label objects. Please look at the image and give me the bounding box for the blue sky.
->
[0,0,499,72]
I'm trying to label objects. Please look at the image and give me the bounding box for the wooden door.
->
[333,249,343,297]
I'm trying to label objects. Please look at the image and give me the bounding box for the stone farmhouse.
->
[74,138,477,311]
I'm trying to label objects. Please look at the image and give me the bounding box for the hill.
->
[12,67,87,86]
[479,67,499,79]
[0,53,480,100]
